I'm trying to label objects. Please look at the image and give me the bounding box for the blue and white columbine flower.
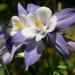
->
[2,3,75,70]
[21,7,57,41]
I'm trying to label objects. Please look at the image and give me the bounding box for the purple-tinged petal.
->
[54,8,75,21]
[48,32,56,45]
[0,34,6,49]
[27,3,40,13]
[36,41,45,54]
[25,40,44,70]
[24,39,37,52]
[18,3,27,16]
[2,52,11,63]
[11,43,23,59]
[0,45,6,51]
[12,32,26,43]
[48,32,69,57]
[54,8,75,30]
[25,48,41,70]
[67,41,75,51]
[55,33,69,56]
[0,34,5,39]
[56,15,75,31]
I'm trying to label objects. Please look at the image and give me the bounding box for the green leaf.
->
[0,4,7,11]
[53,71,61,75]
[57,65,67,69]
[0,67,5,75]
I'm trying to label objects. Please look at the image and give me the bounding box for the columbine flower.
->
[21,7,57,41]
[8,3,75,70]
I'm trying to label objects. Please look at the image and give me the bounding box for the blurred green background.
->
[0,0,75,75]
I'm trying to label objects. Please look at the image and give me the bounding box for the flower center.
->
[35,20,45,31]
[15,21,25,30]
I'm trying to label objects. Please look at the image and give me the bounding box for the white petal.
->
[27,13,37,21]
[18,3,27,16]
[36,32,46,41]
[11,16,25,32]
[21,27,36,39]
[36,7,52,24]
[19,14,28,26]
[27,13,37,26]
[45,16,57,32]
[11,16,20,28]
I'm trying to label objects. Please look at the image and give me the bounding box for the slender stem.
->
[1,59,10,75]
[0,52,10,75]
[57,2,62,11]
[45,36,52,75]
[3,62,10,75]
[46,47,50,75]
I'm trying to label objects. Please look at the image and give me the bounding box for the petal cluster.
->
[11,3,57,42]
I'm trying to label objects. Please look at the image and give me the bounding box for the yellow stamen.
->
[35,20,45,31]
[15,22,25,30]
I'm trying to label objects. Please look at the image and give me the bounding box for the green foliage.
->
[0,4,7,11]
[0,67,5,75]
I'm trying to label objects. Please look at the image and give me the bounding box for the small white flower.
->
[10,6,57,41]
[21,7,57,41]
[10,15,29,36]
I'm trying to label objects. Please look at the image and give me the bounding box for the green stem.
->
[2,60,10,75]
[46,48,50,75]
[45,36,52,75]
[57,2,62,11]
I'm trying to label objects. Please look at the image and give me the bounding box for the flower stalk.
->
[45,36,53,75]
